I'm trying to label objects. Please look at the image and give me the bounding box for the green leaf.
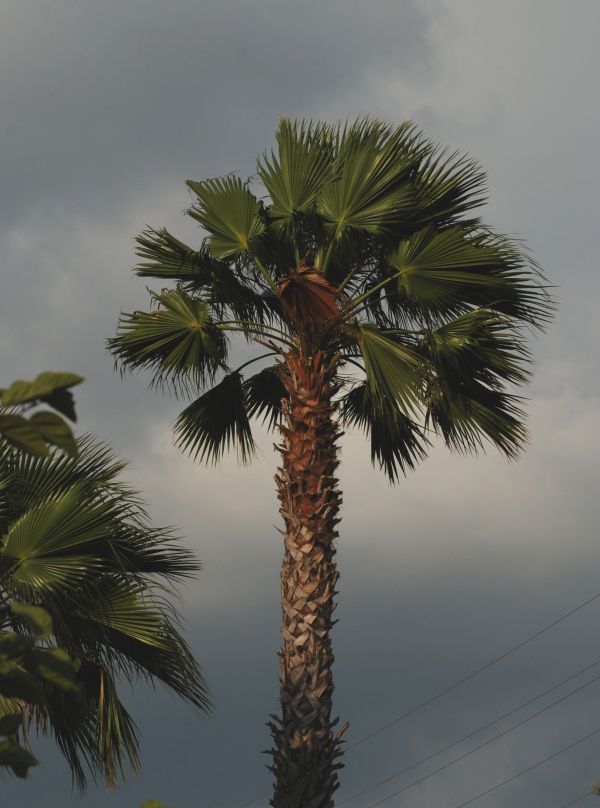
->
[342,381,429,482]
[109,289,227,392]
[3,487,115,594]
[244,365,286,431]
[0,659,45,703]
[352,324,423,416]
[174,372,255,464]
[134,227,220,281]
[0,713,23,735]
[317,120,425,239]
[28,647,80,692]
[383,225,552,326]
[0,740,39,777]
[29,411,78,458]
[1,372,83,410]
[258,117,335,227]
[187,175,265,258]
[0,414,49,457]
[10,603,53,639]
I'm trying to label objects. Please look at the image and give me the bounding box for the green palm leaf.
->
[173,372,255,463]
[134,227,221,280]
[187,175,265,258]
[351,323,423,416]
[244,365,286,431]
[258,118,335,227]
[419,309,532,389]
[2,487,120,594]
[342,382,428,482]
[385,225,550,325]
[317,120,425,239]
[109,289,227,392]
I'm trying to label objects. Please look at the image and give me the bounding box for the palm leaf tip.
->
[173,372,255,464]
[342,382,429,482]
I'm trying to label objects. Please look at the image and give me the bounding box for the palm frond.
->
[342,382,429,482]
[425,380,528,459]
[414,147,487,224]
[350,323,423,416]
[173,372,255,464]
[187,175,266,259]
[258,118,335,228]
[383,225,552,326]
[317,120,426,240]
[134,227,221,281]
[244,364,286,431]
[419,309,532,389]
[109,289,227,393]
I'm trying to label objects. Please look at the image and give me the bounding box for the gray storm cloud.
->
[1,1,599,806]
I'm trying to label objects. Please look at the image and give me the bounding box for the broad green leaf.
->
[0,713,23,735]
[1,372,82,409]
[0,633,35,659]
[28,647,79,692]
[187,175,265,258]
[29,411,78,457]
[10,603,53,639]
[0,740,38,777]
[0,414,49,456]
[174,372,255,464]
[0,659,45,703]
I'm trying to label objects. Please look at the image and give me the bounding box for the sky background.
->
[1,1,599,807]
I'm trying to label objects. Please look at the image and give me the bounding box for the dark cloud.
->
[1,1,599,807]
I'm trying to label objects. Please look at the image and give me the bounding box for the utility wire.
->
[337,658,600,805]
[347,589,600,752]
[449,727,600,808]
[557,795,594,808]
[347,671,600,808]
[232,588,600,808]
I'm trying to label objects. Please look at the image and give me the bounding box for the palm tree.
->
[109,118,552,807]
[0,434,210,789]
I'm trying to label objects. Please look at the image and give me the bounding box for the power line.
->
[557,795,594,808]
[338,659,600,805]
[450,727,600,808]
[349,671,600,808]
[231,588,600,808]
[347,589,600,752]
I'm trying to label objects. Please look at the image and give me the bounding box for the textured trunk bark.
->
[269,350,347,808]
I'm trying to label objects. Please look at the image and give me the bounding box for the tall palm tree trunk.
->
[269,350,347,808]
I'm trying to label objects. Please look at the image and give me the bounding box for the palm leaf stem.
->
[216,324,294,349]
[254,257,279,295]
[234,352,279,374]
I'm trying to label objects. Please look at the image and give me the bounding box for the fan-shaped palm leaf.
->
[109,289,227,392]
[174,372,255,463]
[342,382,428,481]
[187,175,265,259]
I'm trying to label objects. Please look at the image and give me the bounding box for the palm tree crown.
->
[0,435,209,789]
[109,117,551,476]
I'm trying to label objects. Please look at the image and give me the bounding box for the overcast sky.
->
[1,1,600,807]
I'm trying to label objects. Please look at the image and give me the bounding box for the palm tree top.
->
[109,117,553,481]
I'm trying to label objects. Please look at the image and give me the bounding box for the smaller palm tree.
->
[0,433,210,789]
